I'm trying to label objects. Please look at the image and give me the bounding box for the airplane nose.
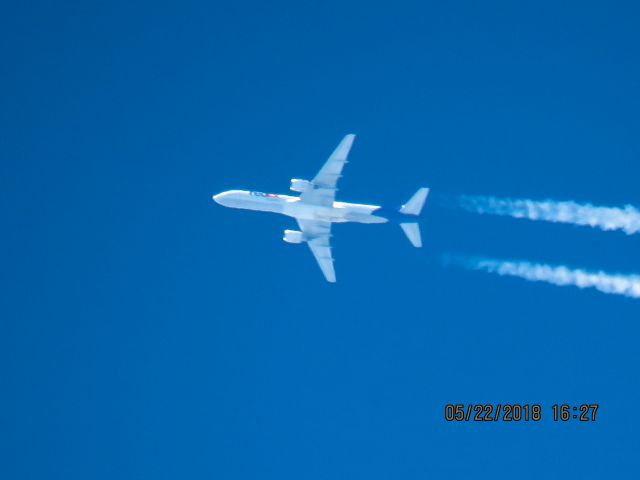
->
[213,193,223,204]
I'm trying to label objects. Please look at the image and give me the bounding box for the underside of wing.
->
[296,219,336,282]
[300,134,355,207]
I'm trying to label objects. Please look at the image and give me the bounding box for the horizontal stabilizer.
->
[400,222,422,248]
[400,187,430,216]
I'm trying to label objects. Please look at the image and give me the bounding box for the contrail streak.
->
[452,195,640,235]
[443,255,640,299]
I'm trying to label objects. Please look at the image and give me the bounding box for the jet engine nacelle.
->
[290,178,311,193]
[283,229,304,244]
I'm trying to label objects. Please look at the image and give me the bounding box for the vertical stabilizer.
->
[400,222,422,248]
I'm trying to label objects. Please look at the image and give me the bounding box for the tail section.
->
[400,222,422,247]
[399,187,429,216]
[398,188,429,247]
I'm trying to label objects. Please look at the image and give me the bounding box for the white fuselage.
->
[213,190,389,224]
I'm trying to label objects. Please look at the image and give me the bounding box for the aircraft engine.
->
[283,229,304,244]
[290,178,311,193]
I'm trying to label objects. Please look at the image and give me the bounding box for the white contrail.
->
[454,195,640,235]
[444,255,640,299]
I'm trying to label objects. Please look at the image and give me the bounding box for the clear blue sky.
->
[3,1,640,478]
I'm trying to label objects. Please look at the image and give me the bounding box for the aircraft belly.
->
[250,198,285,214]
[351,214,388,224]
[284,203,388,224]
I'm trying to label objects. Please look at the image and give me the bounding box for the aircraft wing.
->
[300,134,355,207]
[297,219,336,282]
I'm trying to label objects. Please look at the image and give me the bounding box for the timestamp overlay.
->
[444,404,599,423]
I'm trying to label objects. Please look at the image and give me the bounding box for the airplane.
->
[213,134,429,282]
